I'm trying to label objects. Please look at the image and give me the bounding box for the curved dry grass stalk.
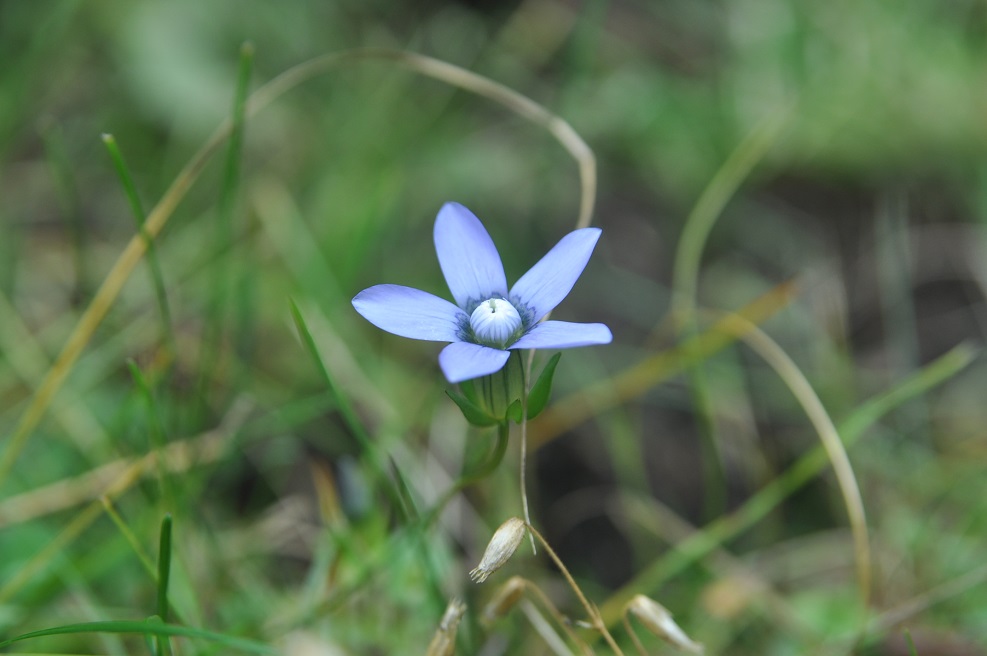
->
[711,311,872,608]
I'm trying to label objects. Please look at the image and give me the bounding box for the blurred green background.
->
[2,0,987,654]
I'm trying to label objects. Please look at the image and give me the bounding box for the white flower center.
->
[469,298,522,348]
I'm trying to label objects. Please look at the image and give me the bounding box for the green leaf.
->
[527,352,561,420]
[446,390,499,427]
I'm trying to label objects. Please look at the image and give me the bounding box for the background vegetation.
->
[1,0,986,653]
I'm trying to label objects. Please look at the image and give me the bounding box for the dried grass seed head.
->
[626,594,704,654]
[470,516,526,583]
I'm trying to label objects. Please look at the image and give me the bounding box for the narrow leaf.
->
[526,352,561,420]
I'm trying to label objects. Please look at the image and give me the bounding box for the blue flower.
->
[352,203,612,383]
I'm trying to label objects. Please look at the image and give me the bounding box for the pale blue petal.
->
[510,228,601,323]
[434,203,508,309]
[352,284,465,342]
[511,321,612,350]
[439,341,511,383]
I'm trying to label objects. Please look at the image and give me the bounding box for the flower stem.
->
[519,363,536,554]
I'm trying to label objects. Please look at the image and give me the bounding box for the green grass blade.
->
[156,514,172,623]
[196,41,254,419]
[155,514,173,656]
[99,497,156,578]
[127,360,173,509]
[668,112,788,522]
[904,630,919,656]
[599,342,978,625]
[288,298,412,522]
[0,621,275,654]
[101,133,175,353]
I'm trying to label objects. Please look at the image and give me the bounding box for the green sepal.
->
[446,390,499,427]
[460,377,480,406]
[506,399,523,424]
[527,352,562,419]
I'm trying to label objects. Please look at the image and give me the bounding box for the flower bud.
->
[470,517,526,583]
[625,594,704,654]
[426,598,466,656]
[470,298,523,348]
[482,575,527,624]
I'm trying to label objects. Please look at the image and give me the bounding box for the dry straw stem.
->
[525,523,626,656]
[0,288,111,452]
[0,400,251,527]
[0,48,596,487]
[0,402,249,604]
[520,599,579,656]
[620,493,817,642]
[0,459,149,605]
[712,311,872,608]
[483,576,593,655]
[596,342,975,629]
[530,280,798,448]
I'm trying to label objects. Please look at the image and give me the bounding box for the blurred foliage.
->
[2,0,987,654]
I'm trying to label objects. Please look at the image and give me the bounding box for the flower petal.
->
[434,203,508,309]
[510,228,601,323]
[439,342,511,383]
[352,284,465,342]
[511,321,612,350]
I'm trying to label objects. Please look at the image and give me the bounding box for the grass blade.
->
[195,41,254,419]
[101,133,175,354]
[0,620,275,654]
[127,360,173,509]
[288,299,412,522]
[155,514,173,656]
